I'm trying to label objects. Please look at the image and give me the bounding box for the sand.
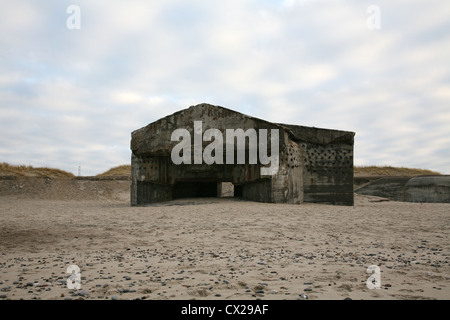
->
[0,178,449,300]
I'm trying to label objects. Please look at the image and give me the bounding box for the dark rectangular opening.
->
[173,181,218,199]
[234,184,243,197]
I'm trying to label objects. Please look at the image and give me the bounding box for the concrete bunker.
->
[355,175,450,203]
[130,103,355,206]
[405,176,450,203]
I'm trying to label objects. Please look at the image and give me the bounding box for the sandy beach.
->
[0,178,449,300]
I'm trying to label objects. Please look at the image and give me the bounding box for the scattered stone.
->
[259,282,268,286]
[78,290,89,297]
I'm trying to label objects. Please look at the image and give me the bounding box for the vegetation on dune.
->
[1,162,441,178]
[0,162,74,178]
[96,165,131,177]
[103,164,439,177]
[354,165,441,177]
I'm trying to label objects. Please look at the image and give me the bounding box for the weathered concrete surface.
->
[405,176,450,203]
[278,123,354,146]
[354,175,450,203]
[280,124,354,206]
[355,177,411,202]
[131,103,281,157]
[130,104,296,205]
[131,103,354,206]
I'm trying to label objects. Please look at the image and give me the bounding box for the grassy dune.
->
[96,165,131,177]
[1,162,442,178]
[0,162,74,178]
[354,165,441,177]
[103,164,440,177]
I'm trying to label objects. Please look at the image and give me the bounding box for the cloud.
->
[0,0,449,175]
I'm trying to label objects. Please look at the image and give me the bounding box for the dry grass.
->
[1,162,441,179]
[100,164,440,178]
[0,162,74,178]
[354,165,441,177]
[96,165,131,177]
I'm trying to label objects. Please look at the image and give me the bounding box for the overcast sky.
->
[1,0,449,176]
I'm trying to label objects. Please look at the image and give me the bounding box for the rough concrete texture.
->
[354,177,411,202]
[405,176,450,203]
[130,103,355,206]
[355,175,450,203]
